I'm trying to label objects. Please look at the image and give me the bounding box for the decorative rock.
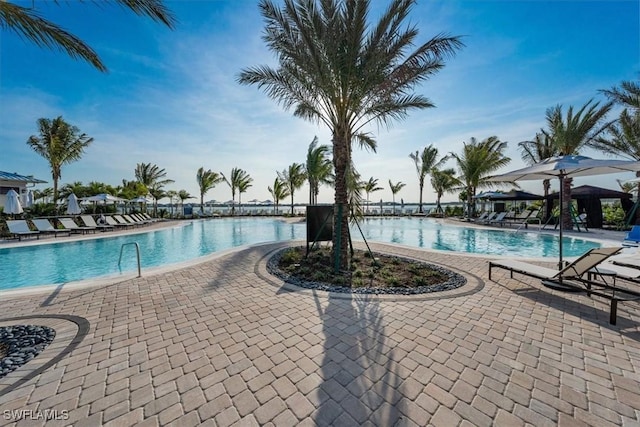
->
[0,325,56,379]
[267,248,466,295]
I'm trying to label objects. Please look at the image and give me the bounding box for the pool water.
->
[0,217,601,290]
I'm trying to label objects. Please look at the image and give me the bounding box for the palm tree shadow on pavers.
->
[313,292,405,426]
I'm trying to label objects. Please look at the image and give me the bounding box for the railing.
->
[514,218,542,233]
[118,242,141,278]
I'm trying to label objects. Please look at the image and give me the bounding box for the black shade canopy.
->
[487,190,544,201]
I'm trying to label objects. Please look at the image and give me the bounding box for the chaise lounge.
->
[6,220,40,241]
[31,219,72,238]
[489,247,640,324]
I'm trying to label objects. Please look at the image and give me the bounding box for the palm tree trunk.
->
[562,177,573,230]
[290,192,294,215]
[200,194,204,214]
[418,182,424,213]
[332,132,349,271]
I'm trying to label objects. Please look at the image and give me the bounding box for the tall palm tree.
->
[27,116,94,206]
[268,177,290,215]
[135,162,174,216]
[223,168,253,215]
[450,136,511,219]
[0,0,175,72]
[177,190,193,217]
[545,99,614,229]
[278,163,307,215]
[363,177,383,213]
[430,168,460,215]
[388,180,406,215]
[305,136,333,205]
[196,167,224,214]
[409,145,446,213]
[238,0,463,269]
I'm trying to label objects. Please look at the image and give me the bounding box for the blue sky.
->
[1,0,638,205]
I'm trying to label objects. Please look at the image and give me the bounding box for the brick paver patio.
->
[1,240,639,426]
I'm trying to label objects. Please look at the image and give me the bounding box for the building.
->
[0,171,47,210]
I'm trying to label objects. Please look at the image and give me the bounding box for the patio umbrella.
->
[5,189,23,215]
[130,196,152,203]
[66,193,82,215]
[82,193,127,203]
[488,155,640,268]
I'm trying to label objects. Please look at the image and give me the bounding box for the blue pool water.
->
[0,217,601,290]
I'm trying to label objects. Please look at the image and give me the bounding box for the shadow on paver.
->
[313,292,404,425]
[497,279,640,340]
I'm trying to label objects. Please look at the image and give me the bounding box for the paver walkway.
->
[0,241,639,426]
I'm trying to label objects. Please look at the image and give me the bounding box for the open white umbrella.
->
[489,155,640,267]
[66,193,82,215]
[130,196,152,203]
[5,189,23,215]
[82,193,127,203]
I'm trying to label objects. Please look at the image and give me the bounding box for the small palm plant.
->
[409,145,446,213]
[196,167,224,214]
[388,180,406,215]
[268,177,290,215]
[223,168,253,215]
[363,177,383,214]
[278,163,306,215]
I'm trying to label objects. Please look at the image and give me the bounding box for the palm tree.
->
[305,136,333,205]
[409,145,446,213]
[223,168,253,215]
[135,162,174,216]
[268,177,290,215]
[196,167,224,214]
[518,132,558,199]
[165,190,178,217]
[545,99,614,229]
[177,190,193,217]
[33,188,53,203]
[148,184,166,217]
[388,180,406,215]
[0,0,175,72]
[60,181,87,200]
[238,0,463,270]
[363,177,383,213]
[430,168,460,215]
[601,80,640,111]
[450,136,512,219]
[278,163,307,216]
[27,116,93,206]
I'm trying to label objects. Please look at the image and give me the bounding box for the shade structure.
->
[82,193,127,203]
[5,189,23,215]
[130,196,152,203]
[487,190,544,201]
[488,155,640,268]
[66,193,82,215]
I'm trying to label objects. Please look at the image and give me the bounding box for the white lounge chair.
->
[80,215,114,231]
[59,217,96,234]
[6,220,40,241]
[32,219,72,237]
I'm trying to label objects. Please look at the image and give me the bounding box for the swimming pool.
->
[0,217,601,290]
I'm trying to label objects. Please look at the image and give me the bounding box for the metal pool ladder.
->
[118,242,142,278]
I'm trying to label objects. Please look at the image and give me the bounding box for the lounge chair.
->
[6,220,40,241]
[59,217,97,235]
[113,214,138,228]
[489,247,640,324]
[488,211,510,226]
[622,226,640,247]
[104,215,130,229]
[123,214,147,226]
[472,212,490,222]
[575,213,589,232]
[80,215,114,231]
[32,219,72,237]
[476,212,496,223]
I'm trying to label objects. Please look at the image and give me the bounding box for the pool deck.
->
[0,220,639,426]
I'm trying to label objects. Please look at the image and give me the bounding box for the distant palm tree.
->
[60,181,87,200]
[545,99,614,229]
[135,162,174,216]
[177,190,193,216]
[518,132,558,200]
[34,188,53,203]
[450,136,511,219]
[305,136,333,205]
[388,180,406,215]
[27,116,93,206]
[430,168,460,215]
[616,179,637,195]
[268,177,290,215]
[409,145,446,213]
[278,163,306,215]
[196,167,224,214]
[363,177,383,213]
[238,0,463,270]
[0,0,176,72]
[223,168,253,215]
[165,190,178,217]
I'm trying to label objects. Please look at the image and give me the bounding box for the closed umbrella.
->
[66,193,82,215]
[489,155,640,268]
[5,189,23,215]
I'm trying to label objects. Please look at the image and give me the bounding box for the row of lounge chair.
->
[473,209,541,228]
[489,247,640,325]
[4,213,158,241]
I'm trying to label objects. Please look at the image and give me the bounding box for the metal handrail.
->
[118,242,141,277]
[514,218,542,233]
